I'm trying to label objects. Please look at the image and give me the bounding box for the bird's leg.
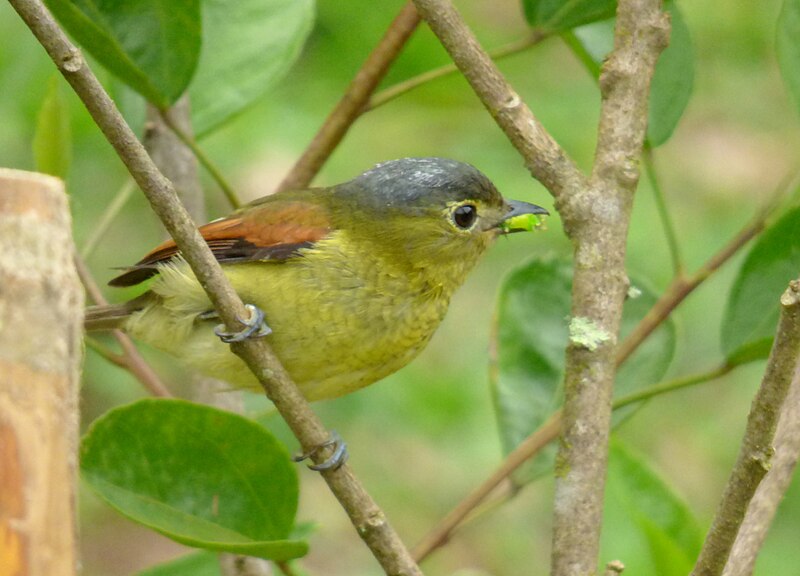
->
[213,304,272,343]
[293,431,349,471]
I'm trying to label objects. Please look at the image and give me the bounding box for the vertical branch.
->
[692,280,800,576]
[276,1,421,192]
[0,169,83,576]
[551,2,669,575]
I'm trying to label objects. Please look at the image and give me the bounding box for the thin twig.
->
[643,145,684,276]
[83,335,126,367]
[414,361,736,561]
[691,279,800,576]
[411,0,586,201]
[9,2,422,573]
[80,178,136,259]
[412,412,561,562]
[722,367,800,576]
[75,253,172,397]
[365,31,548,112]
[276,2,421,193]
[159,109,243,210]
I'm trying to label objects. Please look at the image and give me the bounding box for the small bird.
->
[85,158,547,401]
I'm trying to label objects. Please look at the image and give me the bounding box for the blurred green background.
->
[2,0,799,574]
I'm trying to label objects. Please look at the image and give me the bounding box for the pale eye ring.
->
[453,204,477,229]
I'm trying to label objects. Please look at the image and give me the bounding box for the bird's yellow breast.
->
[124,230,465,400]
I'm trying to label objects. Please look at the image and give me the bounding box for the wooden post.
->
[0,169,82,576]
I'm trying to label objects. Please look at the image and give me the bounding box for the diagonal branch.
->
[276,1,421,193]
[8,1,422,574]
[692,279,800,576]
[410,0,587,202]
[722,366,800,576]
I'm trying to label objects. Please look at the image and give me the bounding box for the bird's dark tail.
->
[84,294,150,332]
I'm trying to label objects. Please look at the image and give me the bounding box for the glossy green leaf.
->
[138,551,220,576]
[81,399,307,561]
[491,258,675,479]
[571,1,694,146]
[33,75,71,178]
[721,205,800,364]
[44,0,201,106]
[777,0,800,114]
[608,440,702,576]
[522,0,616,32]
[189,0,314,135]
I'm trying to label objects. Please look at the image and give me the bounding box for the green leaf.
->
[570,1,694,146]
[81,399,307,561]
[607,440,702,576]
[44,0,201,106]
[647,2,694,146]
[491,258,675,480]
[138,551,220,576]
[777,0,800,114]
[33,75,71,178]
[721,205,800,364]
[189,0,315,135]
[522,0,617,32]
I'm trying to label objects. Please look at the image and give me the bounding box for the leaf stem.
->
[643,145,685,276]
[80,178,136,259]
[366,30,548,112]
[158,109,243,209]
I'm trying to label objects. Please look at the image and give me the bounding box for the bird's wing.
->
[108,197,333,287]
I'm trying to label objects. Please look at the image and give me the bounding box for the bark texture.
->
[0,169,83,576]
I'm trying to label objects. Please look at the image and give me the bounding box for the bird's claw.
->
[293,431,349,471]
[214,304,272,343]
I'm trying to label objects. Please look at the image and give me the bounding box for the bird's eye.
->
[453,204,477,229]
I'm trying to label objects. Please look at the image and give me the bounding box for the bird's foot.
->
[213,304,272,343]
[293,431,349,471]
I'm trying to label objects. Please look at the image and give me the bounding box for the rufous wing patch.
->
[109,198,332,287]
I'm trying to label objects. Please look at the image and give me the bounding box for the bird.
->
[85,157,548,401]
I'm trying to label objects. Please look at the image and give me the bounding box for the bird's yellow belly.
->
[125,252,452,401]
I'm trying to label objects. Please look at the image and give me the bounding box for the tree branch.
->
[692,279,800,576]
[276,1,421,193]
[550,2,669,574]
[722,366,800,576]
[410,0,587,202]
[8,1,422,574]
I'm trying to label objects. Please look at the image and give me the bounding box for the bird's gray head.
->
[343,157,504,214]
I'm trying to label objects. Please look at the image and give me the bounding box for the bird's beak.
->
[496,200,549,234]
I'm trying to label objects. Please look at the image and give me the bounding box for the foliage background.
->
[1,0,799,574]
